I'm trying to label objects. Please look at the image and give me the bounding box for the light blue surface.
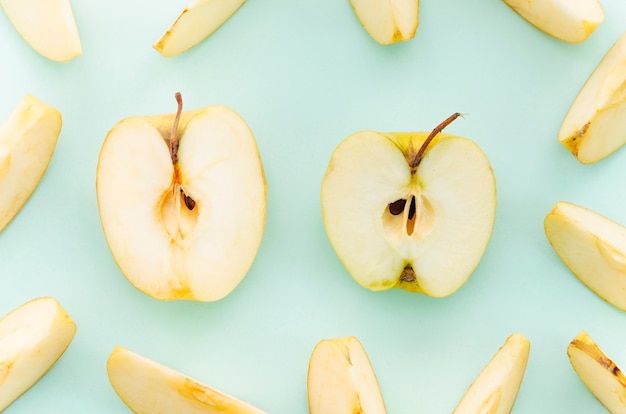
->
[1,0,626,412]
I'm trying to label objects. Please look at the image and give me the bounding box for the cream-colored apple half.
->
[545,201,626,311]
[503,0,603,43]
[349,0,419,45]
[558,31,626,164]
[568,330,626,413]
[96,93,266,301]
[308,336,386,414]
[0,0,82,62]
[0,94,62,233]
[0,297,76,412]
[107,346,266,414]
[154,0,246,58]
[453,333,530,414]
[321,114,496,297]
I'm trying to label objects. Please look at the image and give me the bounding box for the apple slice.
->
[503,0,603,43]
[107,346,266,413]
[154,0,246,58]
[0,94,62,233]
[0,297,76,411]
[558,31,626,164]
[96,93,266,301]
[307,336,386,414]
[568,330,626,413]
[453,333,530,414]
[544,201,626,311]
[349,0,419,45]
[0,0,82,62]
[320,113,496,297]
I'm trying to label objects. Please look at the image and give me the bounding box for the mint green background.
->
[1,0,626,412]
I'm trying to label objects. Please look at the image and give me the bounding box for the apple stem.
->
[170,92,183,165]
[410,112,463,172]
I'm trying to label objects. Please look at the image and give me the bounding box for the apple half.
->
[154,0,247,58]
[558,31,626,164]
[503,0,603,43]
[349,0,419,45]
[321,113,496,297]
[0,0,82,62]
[0,297,76,411]
[307,336,386,414]
[96,93,266,301]
[568,330,626,413]
[0,94,62,233]
[107,346,266,413]
[453,333,530,414]
[544,201,626,311]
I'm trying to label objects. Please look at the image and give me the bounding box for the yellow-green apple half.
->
[0,94,62,233]
[503,0,603,43]
[558,31,626,164]
[321,113,496,297]
[107,346,267,414]
[0,0,82,62]
[96,93,266,301]
[349,0,419,45]
[453,333,530,414]
[154,0,246,58]
[0,297,76,411]
[568,330,626,413]
[545,201,626,311]
[308,336,386,414]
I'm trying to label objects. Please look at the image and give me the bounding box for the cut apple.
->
[568,330,626,413]
[0,0,82,62]
[544,201,626,311]
[558,31,626,164]
[96,93,266,301]
[503,0,604,43]
[0,94,62,233]
[320,113,496,297]
[307,336,386,414]
[453,333,530,414]
[0,297,76,411]
[349,0,419,45]
[154,0,246,58]
[107,346,266,413]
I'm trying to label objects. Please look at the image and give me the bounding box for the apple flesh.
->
[96,93,266,301]
[0,94,62,233]
[0,297,76,411]
[307,336,386,414]
[349,0,419,45]
[321,114,496,297]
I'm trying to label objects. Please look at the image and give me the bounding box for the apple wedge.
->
[349,0,419,45]
[154,0,246,58]
[0,297,76,411]
[558,31,626,164]
[544,201,626,311]
[107,346,266,413]
[453,333,530,414]
[96,93,266,301]
[320,113,496,297]
[308,336,386,414]
[0,0,82,62]
[0,94,62,233]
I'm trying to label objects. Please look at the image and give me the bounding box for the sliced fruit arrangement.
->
[96,92,266,301]
[321,113,496,297]
[544,201,626,311]
[0,297,76,411]
[0,94,62,233]
[348,0,419,45]
[107,346,266,413]
[453,333,530,414]
[154,0,247,58]
[503,0,604,43]
[307,336,386,414]
[0,0,82,62]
